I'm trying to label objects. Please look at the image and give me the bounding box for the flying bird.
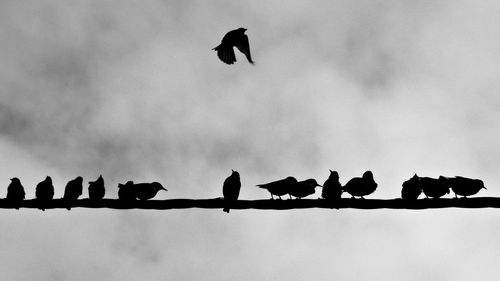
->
[35,176,54,211]
[133,182,167,200]
[256,176,297,200]
[289,179,321,199]
[222,170,241,213]
[420,176,449,199]
[401,174,422,200]
[439,176,485,198]
[342,171,377,199]
[118,181,136,201]
[213,27,255,65]
[63,176,83,210]
[322,170,342,201]
[6,177,25,209]
[88,175,105,200]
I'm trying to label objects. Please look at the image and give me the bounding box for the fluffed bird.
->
[213,27,255,65]
[88,175,105,200]
[420,176,449,199]
[289,179,321,199]
[133,182,167,200]
[118,181,136,201]
[256,176,297,200]
[222,169,241,213]
[6,178,25,209]
[322,170,342,201]
[35,176,54,211]
[63,176,83,210]
[401,174,422,200]
[439,176,485,198]
[343,171,377,199]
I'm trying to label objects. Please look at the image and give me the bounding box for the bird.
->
[342,171,377,199]
[439,176,485,198]
[322,170,342,201]
[256,176,297,200]
[88,175,105,200]
[222,169,241,213]
[213,27,255,65]
[35,176,54,211]
[118,181,136,201]
[133,182,167,200]
[6,177,25,209]
[63,176,83,210]
[401,174,422,200]
[288,179,321,199]
[420,176,449,199]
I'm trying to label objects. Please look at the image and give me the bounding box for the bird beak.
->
[317,184,322,187]
[161,187,168,191]
[483,186,487,190]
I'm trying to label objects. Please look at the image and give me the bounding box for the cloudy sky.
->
[1,0,500,280]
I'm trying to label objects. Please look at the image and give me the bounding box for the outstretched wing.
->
[235,33,255,65]
[214,45,236,65]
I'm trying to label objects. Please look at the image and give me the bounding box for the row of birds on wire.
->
[2,170,486,212]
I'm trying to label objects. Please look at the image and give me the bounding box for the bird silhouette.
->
[133,182,167,200]
[6,177,25,209]
[256,176,297,200]
[420,176,449,199]
[63,176,83,210]
[118,181,136,201]
[213,27,254,65]
[289,179,321,199]
[343,171,377,199]
[222,169,241,213]
[35,176,54,211]
[439,176,485,198]
[322,170,342,201]
[401,174,422,200]
[88,175,105,200]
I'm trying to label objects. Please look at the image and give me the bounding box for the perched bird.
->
[439,176,486,198]
[401,174,422,200]
[322,170,342,201]
[343,171,377,199]
[118,181,136,201]
[35,176,54,211]
[289,179,321,199]
[6,178,25,209]
[133,182,167,200]
[256,176,297,200]
[222,170,241,213]
[63,176,83,210]
[213,27,255,65]
[88,175,105,200]
[420,176,449,199]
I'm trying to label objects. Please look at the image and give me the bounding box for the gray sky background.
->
[1,0,500,280]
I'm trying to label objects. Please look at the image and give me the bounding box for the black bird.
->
[63,176,83,210]
[222,170,241,213]
[256,176,297,200]
[88,175,105,200]
[439,176,485,198]
[322,170,342,201]
[6,177,25,209]
[213,27,255,65]
[118,181,136,201]
[343,171,377,199]
[401,174,422,200]
[133,182,167,200]
[420,176,449,199]
[35,176,54,211]
[289,179,321,199]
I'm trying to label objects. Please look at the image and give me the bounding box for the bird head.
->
[152,182,167,192]
[329,170,339,180]
[45,176,52,183]
[10,177,20,183]
[75,176,83,182]
[476,179,486,190]
[238,27,247,33]
[285,176,298,184]
[305,179,322,188]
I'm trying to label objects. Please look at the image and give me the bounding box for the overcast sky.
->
[1,0,500,280]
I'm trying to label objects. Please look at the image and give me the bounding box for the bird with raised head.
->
[133,182,167,200]
[401,174,422,200]
[35,176,54,211]
[289,179,321,199]
[63,176,83,210]
[343,171,377,199]
[322,170,342,201]
[257,176,297,200]
[88,175,105,200]
[213,27,254,65]
[223,170,241,213]
[6,177,25,209]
